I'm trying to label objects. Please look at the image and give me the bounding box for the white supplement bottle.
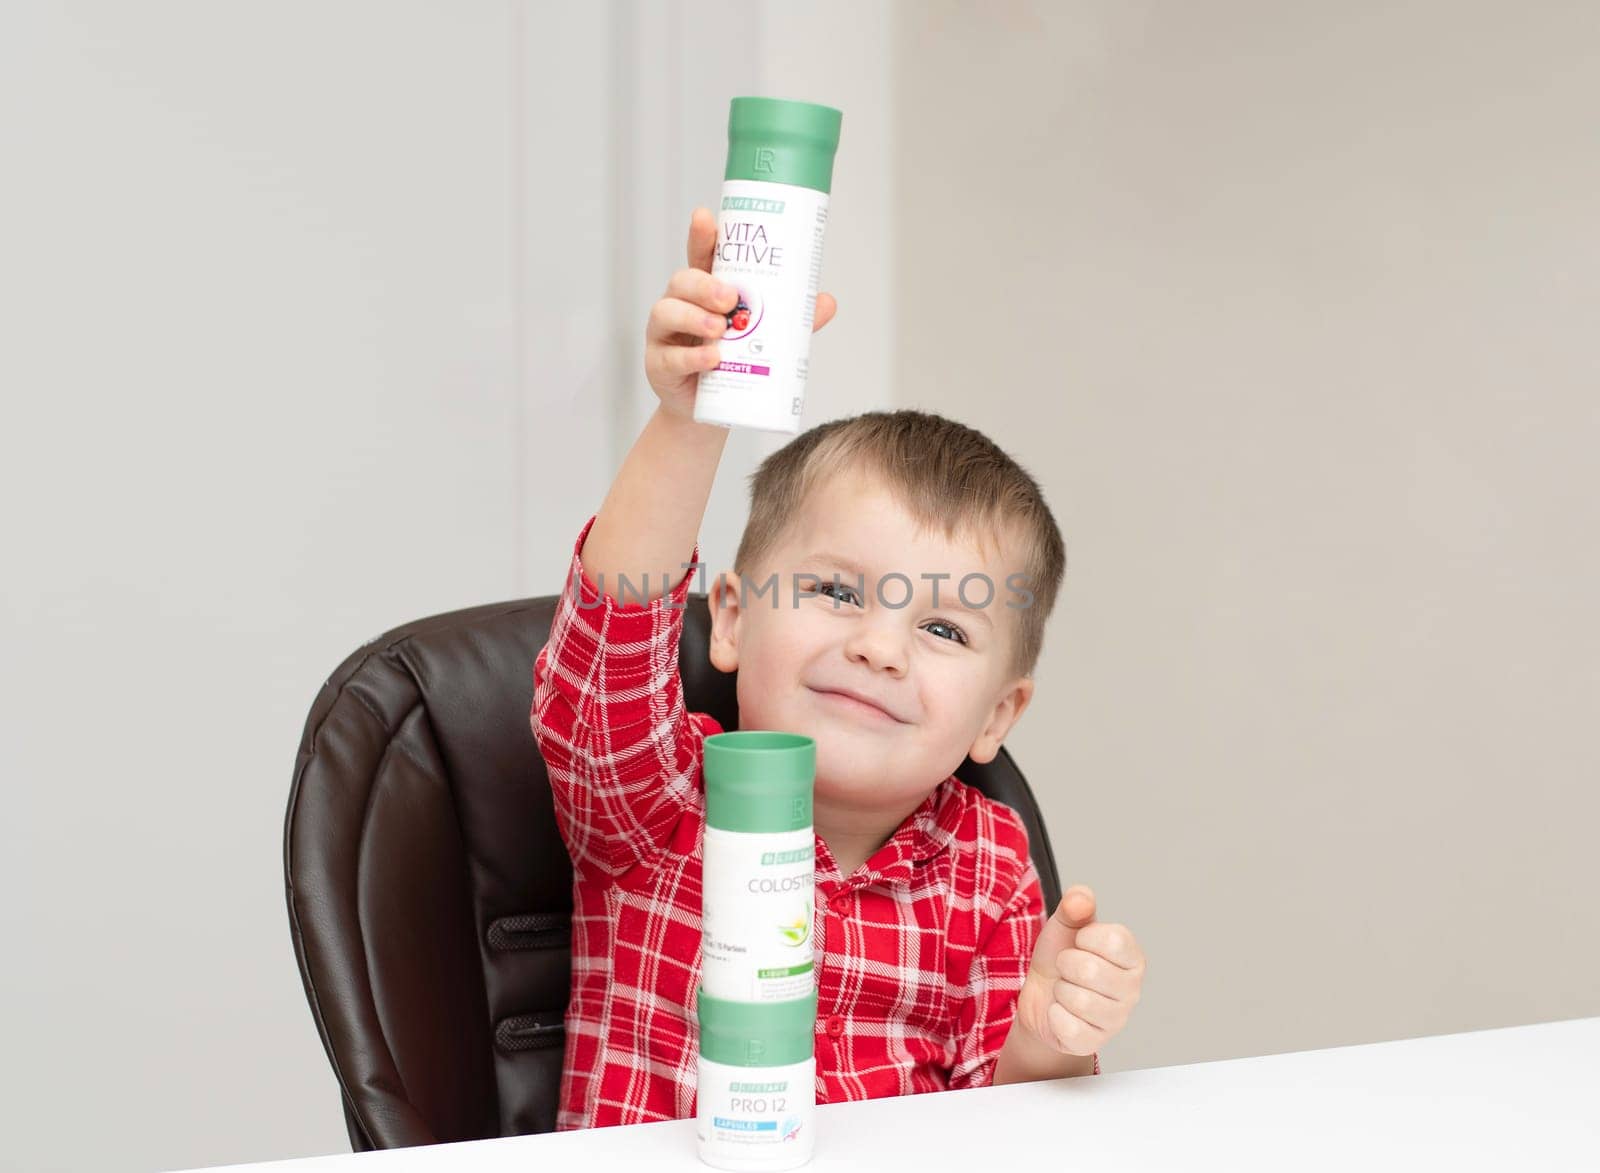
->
[693,96,843,435]
[696,987,818,1171]
[701,731,817,1004]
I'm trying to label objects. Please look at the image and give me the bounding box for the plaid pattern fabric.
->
[530,513,1094,1131]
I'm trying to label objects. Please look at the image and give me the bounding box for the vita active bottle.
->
[693,96,843,435]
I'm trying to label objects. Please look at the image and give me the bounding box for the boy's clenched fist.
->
[1013,884,1146,1057]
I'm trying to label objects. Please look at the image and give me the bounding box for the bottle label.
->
[702,826,817,1002]
[694,179,829,432]
[696,1055,814,1162]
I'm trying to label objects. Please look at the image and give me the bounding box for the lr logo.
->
[754,146,776,173]
[791,397,803,416]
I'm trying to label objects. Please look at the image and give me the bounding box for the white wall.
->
[0,2,892,1170]
[0,6,525,1171]
[894,0,1600,1074]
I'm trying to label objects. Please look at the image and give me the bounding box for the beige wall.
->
[894,0,1600,1072]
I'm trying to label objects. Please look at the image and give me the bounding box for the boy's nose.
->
[843,622,908,676]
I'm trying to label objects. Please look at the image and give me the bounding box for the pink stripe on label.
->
[715,362,770,376]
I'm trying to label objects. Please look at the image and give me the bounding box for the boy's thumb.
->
[1031,884,1097,973]
[688,206,717,271]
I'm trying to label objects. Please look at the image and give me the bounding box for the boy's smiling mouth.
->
[808,684,910,724]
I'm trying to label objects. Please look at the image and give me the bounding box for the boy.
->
[531,208,1146,1131]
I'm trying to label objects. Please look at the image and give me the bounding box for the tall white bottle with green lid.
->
[700,731,817,1003]
[698,729,818,1170]
[693,97,843,435]
[696,987,817,1170]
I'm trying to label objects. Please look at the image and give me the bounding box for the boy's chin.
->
[814,754,918,795]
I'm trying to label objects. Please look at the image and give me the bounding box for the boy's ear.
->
[707,569,741,673]
[967,676,1034,764]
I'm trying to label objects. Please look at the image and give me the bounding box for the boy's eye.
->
[924,620,969,646]
[813,581,862,606]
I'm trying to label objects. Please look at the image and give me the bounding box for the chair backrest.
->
[284,592,1063,1151]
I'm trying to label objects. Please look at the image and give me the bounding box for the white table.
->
[178,1016,1599,1172]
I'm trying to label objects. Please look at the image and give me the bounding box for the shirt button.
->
[826,1015,845,1038]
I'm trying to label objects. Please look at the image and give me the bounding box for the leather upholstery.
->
[283,593,1062,1151]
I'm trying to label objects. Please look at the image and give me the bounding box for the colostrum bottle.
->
[701,731,817,1003]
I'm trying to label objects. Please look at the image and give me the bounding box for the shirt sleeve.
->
[529,513,722,881]
[947,858,1102,1088]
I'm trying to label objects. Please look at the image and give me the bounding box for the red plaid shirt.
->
[530,514,1095,1131]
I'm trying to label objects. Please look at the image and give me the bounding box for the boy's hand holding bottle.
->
[645,207,837,423]
[579,208,836,606]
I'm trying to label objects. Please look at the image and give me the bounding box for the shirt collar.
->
[844,775,964,889]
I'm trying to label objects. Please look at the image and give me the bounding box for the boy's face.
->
[707,468,1035,824]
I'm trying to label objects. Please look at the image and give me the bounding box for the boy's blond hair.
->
[733,409,1067,680]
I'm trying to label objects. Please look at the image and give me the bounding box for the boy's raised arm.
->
[530,207,836,881]
[529,209,733,881]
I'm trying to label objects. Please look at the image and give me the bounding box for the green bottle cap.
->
[703,731,815,833]
[724,97,843,195]
[698,986,818,1067]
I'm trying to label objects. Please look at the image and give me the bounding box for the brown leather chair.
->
[283,593,1063,1152]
